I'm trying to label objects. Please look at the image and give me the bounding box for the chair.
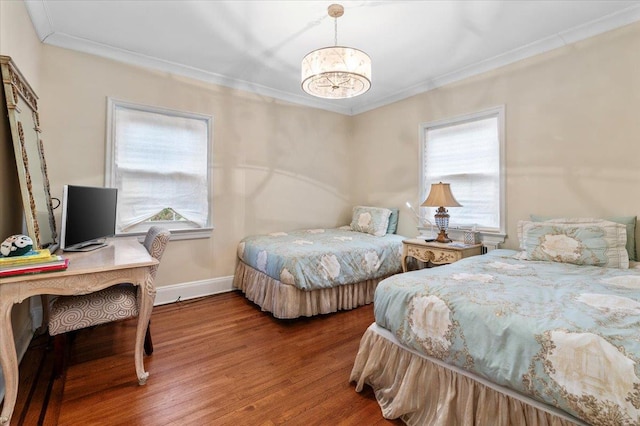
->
[48,226,170,376]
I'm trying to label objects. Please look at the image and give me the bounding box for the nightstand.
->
[401,239,482,272]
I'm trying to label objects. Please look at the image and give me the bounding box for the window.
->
[106,99,212,237]
[419,106,505,235]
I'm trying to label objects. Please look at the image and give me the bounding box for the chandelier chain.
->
[334,16,338,46]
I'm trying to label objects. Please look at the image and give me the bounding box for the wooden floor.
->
[7,291,402,425]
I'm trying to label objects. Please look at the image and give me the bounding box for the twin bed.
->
[350,217,640,425]
[233,206,404,319]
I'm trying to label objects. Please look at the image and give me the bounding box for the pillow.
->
[530,215,637,261]
[386,208,399,234]
[350,206,392,237]
[517,220,629,268]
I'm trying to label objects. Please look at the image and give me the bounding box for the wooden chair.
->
[48,226,170,376]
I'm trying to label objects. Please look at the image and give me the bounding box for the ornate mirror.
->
[0,56,58,251]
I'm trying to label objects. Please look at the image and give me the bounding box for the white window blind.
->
[107,99,212,234]
[420,106,504,233]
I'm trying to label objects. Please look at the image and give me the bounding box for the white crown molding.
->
[42,32,355,116]
[24,1,640,117]
[24,0,53,41]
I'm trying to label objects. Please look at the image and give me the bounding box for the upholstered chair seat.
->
[48,285,140,336]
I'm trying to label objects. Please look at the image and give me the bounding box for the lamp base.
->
[435,229,452,243]
[433,207,451,243]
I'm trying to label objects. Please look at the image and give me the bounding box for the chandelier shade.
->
[301,47,371,99]
[301,4,371,99]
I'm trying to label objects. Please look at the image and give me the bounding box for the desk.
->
[402,239,482,272]
[0,238,158,425]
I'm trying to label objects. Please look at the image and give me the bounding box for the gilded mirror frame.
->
[0,56,58,251]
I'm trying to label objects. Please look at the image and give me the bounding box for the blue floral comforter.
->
[237,228,404,291]
[374,249,640,425]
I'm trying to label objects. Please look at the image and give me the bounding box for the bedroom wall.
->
[351,20,640,249]
[0,0,46,402]
[0,0,43,246]
[37,45,353,290]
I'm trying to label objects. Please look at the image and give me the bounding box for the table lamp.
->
[421,182,462,243]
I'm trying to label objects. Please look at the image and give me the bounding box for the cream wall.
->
[352,21,640,248]
[0,0,43,242]
[38,46,352,288]
[0,0,42,90]
[0,0,46,400]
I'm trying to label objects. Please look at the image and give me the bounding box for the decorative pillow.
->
[517,220,629,268]
[531,215,637,261]
[350,206,392,237]
[386,208,399,234]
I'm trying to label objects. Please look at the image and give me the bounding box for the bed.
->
[233,206,405,319]
[350,217,640,425]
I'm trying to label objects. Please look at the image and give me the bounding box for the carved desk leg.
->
[0,298,18,425]
[134,271,156,385]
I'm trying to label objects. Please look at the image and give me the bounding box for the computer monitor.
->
[60,185,118,252]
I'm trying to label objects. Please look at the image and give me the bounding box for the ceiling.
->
[24,0,640,116]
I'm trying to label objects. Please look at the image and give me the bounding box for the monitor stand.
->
[62,239,108,252]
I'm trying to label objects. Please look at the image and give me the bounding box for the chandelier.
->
[301,4,372,99]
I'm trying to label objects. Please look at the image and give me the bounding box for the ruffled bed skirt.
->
[233,261,390,319]
[350,324,584,426]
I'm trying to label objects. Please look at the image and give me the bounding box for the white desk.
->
[0,238,158,425]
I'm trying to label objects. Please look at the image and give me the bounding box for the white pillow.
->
[350,206,392,237]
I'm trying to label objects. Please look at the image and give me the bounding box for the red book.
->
[0,258,69,277]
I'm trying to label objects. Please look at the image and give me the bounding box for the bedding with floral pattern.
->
[374,249,640,425]
[517,219,629,268]
[237,228,404,291]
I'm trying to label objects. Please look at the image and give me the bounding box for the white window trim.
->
[418,105,506,245]
[105,98,214,238]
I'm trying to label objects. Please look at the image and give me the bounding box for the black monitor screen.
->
[60,185,117,251]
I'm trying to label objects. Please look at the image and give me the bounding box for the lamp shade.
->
[421,183,462,208]
[301,46,371,99]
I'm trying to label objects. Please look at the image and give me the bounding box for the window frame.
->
[418,105,506,242]
[105,98,213,240]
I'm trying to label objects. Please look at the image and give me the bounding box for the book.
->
[0,254,65,271]
[0,249,53,267]
[0,257,69,277]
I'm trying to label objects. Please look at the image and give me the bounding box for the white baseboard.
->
[0,275,234,404]
[154,275,235,305]
[0,312,34,404]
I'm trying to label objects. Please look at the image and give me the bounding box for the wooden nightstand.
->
[401,239,483,272]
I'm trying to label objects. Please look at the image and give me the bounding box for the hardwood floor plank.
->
[11,291,402,425]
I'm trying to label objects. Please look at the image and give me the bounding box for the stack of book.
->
[0,248,69,278]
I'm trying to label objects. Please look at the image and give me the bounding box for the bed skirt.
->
[233,260,390,319]
[350,324,585,426]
